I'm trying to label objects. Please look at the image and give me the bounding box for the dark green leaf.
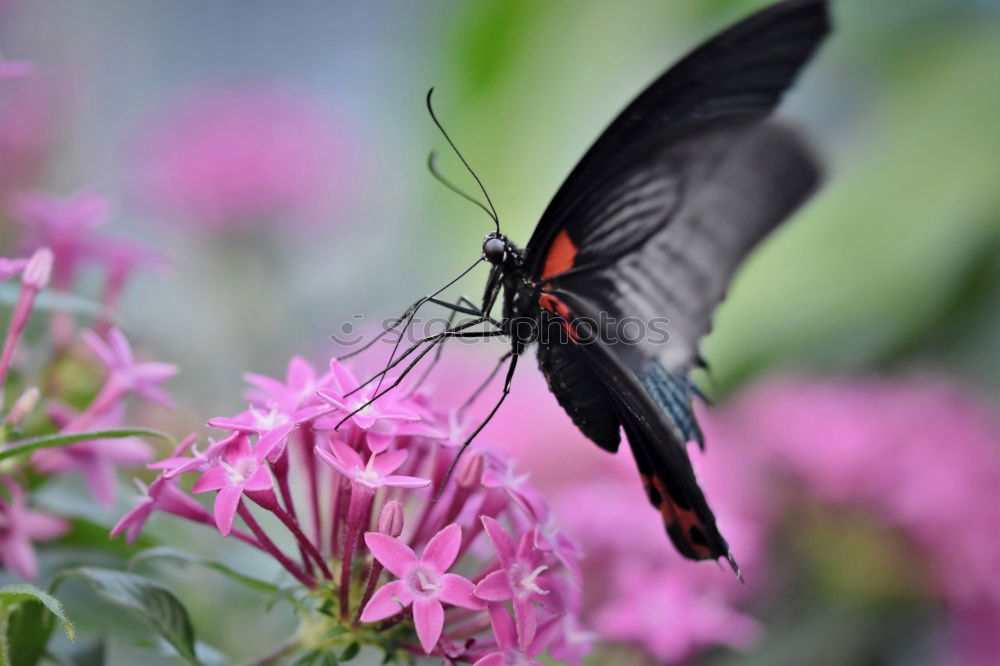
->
[52,568,200,666]
[129,547,282,596]
[0,583,74,639]
[0,429,174,462]
[339,642,360,662]
[292,650,338,666]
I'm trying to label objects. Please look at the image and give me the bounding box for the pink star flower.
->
[244,356,327,412]
[315,360,421,452]
[360,523,483,654]
[110,475,212,544]
[473,604,561,666]
[0,478,69,580]
[191,434,275,535]
[316,440,429,492]
[474,516,558,650]
[82,327,177,407]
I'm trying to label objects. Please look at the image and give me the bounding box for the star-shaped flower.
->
[0,479,69,580]
[111,475,212,544]
[244,356,327,412]
[83,327,177,406]
[472,604,561,666]
[316,440,429,492]
[360,523,483,654]
[191,434,274,535]
[474,516,557,649]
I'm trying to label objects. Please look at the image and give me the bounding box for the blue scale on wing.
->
[640,362,705,449]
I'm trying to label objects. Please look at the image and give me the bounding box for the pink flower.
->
[473,604,561,666]
[0,478,69,580]
[475,516,558,649]
[0,247,52,386]
[110,475,212,544]
[191,434,274,535]
[0,257,28,281]
[315,360,421,452]
[131,87,353,230]
[82,327,177,407]
[361,524,483,654]
[0,56,33,80]
[316,441,429,492]
[244,355,327,412]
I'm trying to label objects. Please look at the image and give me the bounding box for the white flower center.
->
[510,562,548,596]
[406,564,443,598]
[221,457,256,485]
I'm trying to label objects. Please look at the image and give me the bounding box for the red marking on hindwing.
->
[651,476,713,560]
[541,229,578,279]
[539,292,578,342]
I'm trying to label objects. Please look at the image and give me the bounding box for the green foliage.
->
[0,428,174,463]
[0,583,74,666]
[129,547,285,597]
[52,568,201,666]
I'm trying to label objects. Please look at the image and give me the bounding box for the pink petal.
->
[315,387,348,410]
[421,523,462,572]
[191,465,230,493]
[327,360,358,395]
[287,356,315,388]
[472,654,504,666]
[132,361,178,382]
[213,485,243,535]
[23,510,70,541]
[488,603,518,650]
[137,385,174,407]
[2,536,38,580]
[256,423,294,460]
[481,516,516,569]
[82,457,117,507]
[329,439,364,470]
[244,372,286,398]
[107,327,134,366]
[359,580,413,622]
[474,570,512,602]
[382,475,431,489]
[440,574,483,610]
[370,448,408,475]
[412,597,444,654]
[110,502,153,543]
[315,446,351,478]
[243,466,273,492]
[82,329,115,369]
[364,532,417,578]
[513,595,537,650]
[527,614,563,657]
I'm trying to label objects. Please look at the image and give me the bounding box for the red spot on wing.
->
[651,476,714,560]
[539,293,579,343]
[541,229,578,279]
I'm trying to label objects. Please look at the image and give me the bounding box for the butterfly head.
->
[482,232,508,265]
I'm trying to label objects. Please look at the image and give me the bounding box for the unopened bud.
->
[6,387,39,427]
[457,450,485,489]
[22,247,52,290]
[377,500,404,537]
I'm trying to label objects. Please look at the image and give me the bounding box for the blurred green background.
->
[2,0,998,664]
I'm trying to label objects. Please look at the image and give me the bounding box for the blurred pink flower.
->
[0,478,69,580]
[132,87,352,230]
[0,56,32,80]
[82,327,178,409]
[0,75,61,196]
[474,604,561,666]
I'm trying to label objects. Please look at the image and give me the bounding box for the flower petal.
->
[382,474,431,489]
[421,523,462,572]
[364,532,417,578]
[412,597,444,654]
[513,595,537,651]
[329,439,364,470]
[191,465,230,493]
[487,603,518,651]
[473,570,512,602]
[481,516,516,569]
[359,580,413,622]
[440,573,484,610]
[472,654,504,666]
[213,485,243,536]
[370,448,408,475]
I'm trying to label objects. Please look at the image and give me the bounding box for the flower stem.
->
[269,501,332,579]
[237,501,314,588]
[353,560,384,626]
[299,424,323,550]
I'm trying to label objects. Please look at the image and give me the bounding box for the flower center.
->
[509,562,549,597]
[405,564,443,598]
[503,648,530,666]
[221,457,256,485]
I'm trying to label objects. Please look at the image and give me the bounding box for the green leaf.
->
[0,285,108,319]
[339,642,360,662]
[0,584,74,666]
[0,428,174,462]
[52,568,201,666]
[291,650,338,666]
[55,517,158,559]
[128,547,282,596]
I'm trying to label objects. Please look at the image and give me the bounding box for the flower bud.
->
[5,387,39,427]
[457,450,485,489]
[377,500,404,537]
[22,247,53,290]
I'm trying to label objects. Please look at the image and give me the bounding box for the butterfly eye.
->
[483,237,506,264]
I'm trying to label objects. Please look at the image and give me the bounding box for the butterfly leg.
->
[334,325,507,430]
[457,349,514,416]
[407,295,497,395]
[437,350,519,495]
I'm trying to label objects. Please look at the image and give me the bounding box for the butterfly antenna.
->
[427,151,499,223]
[426,87,500,232]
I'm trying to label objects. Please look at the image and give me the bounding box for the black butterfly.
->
[343,0,830,575]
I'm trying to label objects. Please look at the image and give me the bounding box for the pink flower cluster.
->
[131,88,353,231]
[117,356,590,663]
